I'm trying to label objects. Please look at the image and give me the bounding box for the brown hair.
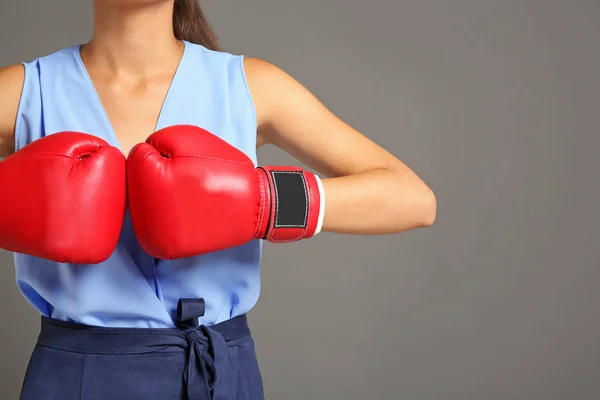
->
[173,0,221,51]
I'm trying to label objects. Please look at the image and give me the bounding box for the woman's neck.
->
[83,0,182,78]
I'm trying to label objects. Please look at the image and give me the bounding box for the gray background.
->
[1,0,599,399]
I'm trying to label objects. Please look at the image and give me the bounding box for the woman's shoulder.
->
[0,63,25,89]
[241,57,298,112]
[0,64,25,157]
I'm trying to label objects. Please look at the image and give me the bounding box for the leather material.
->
[0,132,126,264]
[258,166,322,243]
[127,125,321,259]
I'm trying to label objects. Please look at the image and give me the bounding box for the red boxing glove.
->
[0,132,126,264]
[127,125,325,259]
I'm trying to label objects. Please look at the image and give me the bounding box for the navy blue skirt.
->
[20,299,264,400]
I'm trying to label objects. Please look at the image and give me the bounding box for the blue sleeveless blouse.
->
[14,41,262,328]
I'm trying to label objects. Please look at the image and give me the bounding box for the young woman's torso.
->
[6,41,265,328]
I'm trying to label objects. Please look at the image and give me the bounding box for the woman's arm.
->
[0,64,24,159]
[244,58,436,235]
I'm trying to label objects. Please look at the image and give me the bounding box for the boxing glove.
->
[0,132,126,264]
[127,125,325,259]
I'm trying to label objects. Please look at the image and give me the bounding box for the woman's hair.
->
[173,0,221,51]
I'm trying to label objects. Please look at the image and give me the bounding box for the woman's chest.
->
[94,77,174,156]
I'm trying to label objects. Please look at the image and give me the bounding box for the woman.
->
[0,0,436,399]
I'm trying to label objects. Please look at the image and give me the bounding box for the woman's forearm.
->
[320,167,436,235]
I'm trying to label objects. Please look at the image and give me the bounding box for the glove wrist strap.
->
[257,166,324,243]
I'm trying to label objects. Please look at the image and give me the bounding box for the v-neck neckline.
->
[74,41,188,152]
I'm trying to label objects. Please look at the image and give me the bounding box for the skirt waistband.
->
[37,314,250,355]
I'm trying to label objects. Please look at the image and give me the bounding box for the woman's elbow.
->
[382,168,437,232]
[417,187,437,228]
[396,177,437,230]
[381,181,437,233]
